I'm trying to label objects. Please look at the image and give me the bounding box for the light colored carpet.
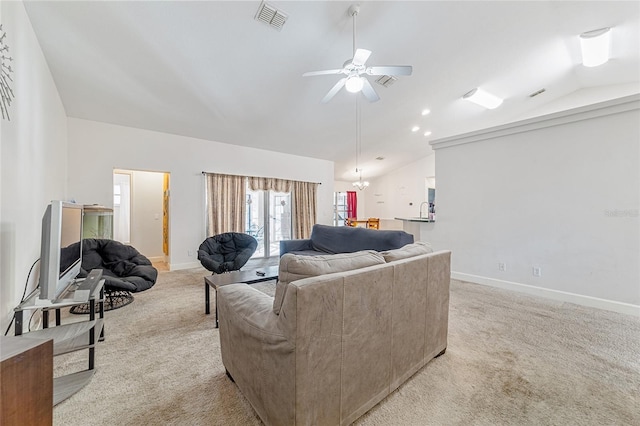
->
[53,266,640,425]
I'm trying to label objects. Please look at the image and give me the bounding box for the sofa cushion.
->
[309,224,414,254]
[273,250,386,314]
[380,241,434,262]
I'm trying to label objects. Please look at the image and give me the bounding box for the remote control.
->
[74,269,103,302]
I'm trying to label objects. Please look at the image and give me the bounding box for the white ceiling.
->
[24,1,640,181]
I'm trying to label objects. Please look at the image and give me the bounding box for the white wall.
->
[0,1,69,331]
[67,118,335,269]
[429,95,640,315]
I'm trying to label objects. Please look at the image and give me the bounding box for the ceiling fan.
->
[303,5,413,103]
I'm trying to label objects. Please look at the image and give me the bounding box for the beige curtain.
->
[291,181,318,239]
[204,173,246,236]
[247,177,292,193]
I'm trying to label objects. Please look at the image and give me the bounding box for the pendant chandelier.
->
[352,96,369,190]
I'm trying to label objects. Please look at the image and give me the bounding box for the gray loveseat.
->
[218,242,451,425]
[280,223,414,256]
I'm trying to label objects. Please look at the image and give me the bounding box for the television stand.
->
[13,276,105,405]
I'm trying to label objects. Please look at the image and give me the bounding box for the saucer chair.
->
[70,239,158,314]
[198,232,258,274]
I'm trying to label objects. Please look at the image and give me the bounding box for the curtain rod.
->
[201,171,322,185]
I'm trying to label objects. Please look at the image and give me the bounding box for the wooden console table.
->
[204,265,278,327]
[1,335,53,425]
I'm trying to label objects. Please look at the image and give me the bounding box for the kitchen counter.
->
[394,217,435,223]
[395,217,435,242]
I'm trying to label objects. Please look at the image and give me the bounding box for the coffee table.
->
[204,265,278,328]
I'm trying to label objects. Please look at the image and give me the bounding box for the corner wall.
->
[430,95,640,315]
[0,1,69,331]
[67,118,335,270]
[364,155,436,222]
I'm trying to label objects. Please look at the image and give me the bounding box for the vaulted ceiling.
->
[24,1,640,180]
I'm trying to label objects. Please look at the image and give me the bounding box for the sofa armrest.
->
[217,284,287,340]
[217,284,296,425]
[279,238,313,256]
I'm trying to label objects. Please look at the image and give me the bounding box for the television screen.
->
[59,207,83,277]
[38,201,84,303]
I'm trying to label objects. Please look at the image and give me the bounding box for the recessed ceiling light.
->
[580,27,611,67]
[462,88,503,110]
[411,126,420,132]
[421,109,431,116]
[423,131,432,137]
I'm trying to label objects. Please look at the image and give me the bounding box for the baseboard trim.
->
[451,272,640,317]
[169,261,202,271]
[147,256,165,263]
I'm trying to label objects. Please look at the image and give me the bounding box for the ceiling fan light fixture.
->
[345,76,364,93]
[580,27,611,67]
[463,88,503,110]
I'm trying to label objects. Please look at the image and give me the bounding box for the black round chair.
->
[198,232,258,274]
[70,239,158,313]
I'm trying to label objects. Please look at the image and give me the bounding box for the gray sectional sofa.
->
[218,241,451,425]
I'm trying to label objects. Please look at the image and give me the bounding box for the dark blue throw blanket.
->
[310,224,414,253]
[280,224,414,256]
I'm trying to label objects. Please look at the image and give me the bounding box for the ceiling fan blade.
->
[303,69,344,77]
[361,78,380,103]
[352,49,372,66]
[321,78,347,103]
[366,65,413,76]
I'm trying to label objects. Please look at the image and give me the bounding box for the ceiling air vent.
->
[529,88,546,98]
[255,1,288,31]
[375,75,397,88]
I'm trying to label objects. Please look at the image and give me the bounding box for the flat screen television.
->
[37,201,84,304]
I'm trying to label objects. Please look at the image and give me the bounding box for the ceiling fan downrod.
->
[350,5,360,58]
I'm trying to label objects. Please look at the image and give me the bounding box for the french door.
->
[246,187,291,258]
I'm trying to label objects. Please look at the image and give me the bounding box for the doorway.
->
[113,169,170,267]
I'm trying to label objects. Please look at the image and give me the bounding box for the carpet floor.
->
[52,265,640,425]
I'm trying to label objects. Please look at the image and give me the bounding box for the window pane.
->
[246,189,265,257]
[334,191,348,226]
[270,191,291,256]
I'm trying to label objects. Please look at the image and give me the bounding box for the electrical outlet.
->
[498,262,507,272]
[188,250,194,257]
[533,266,542,277]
